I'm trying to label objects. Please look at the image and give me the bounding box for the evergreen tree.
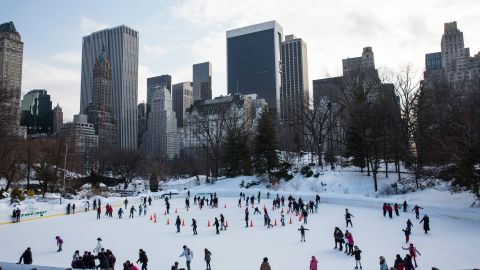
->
[253,108,279,181]
[223,131,251,177]
[345,126,366,172]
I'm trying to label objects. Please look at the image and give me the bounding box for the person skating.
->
[344,230,354,255]
[379,256,389,270]
[404,254,415,270]
[192,218,198,235]
[97,250,111,270]
[245,207,250,228]
[72,250,81,268]
[394,254,405,270]
[136,249,148,270]
[204,248,212,270]
[72,203,76,214]
[176,216,182,233]
[97,205,101,220]
[129,205,136,218]
[84,201,89,212]
[387,204,393,219]
[55,236,63,252]
[254,207,261,214]
[280,214,285,226]
[402,243,421,267]
[334,227,344,251]
[220,213,226,230]
[179,245,193,270]
[124,198,128,209]
[214,217,220,234]
[93,199,97,210]
[260,257,271,270]
[93,237,103,254]
[382,203,387,217]
[17,247,32,264]
[118,207,124,219]
[345,209,354,227]
[394,203,400,216]
[302,209,308,224]
[139,204,143,216]
[298,225,309,242]
[403,200,408,212]
[166,201,171,214]
[420,214,430,234]
[402,227,411,243]
[412,205,423,219]
[352,245,362,269]
[309,256,318,270]
[148,196,152,206]
[67,203,71,215]
[406,219,413,231]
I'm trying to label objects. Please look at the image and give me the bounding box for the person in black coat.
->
[214,217,220,234]
[18,247,32,264]
[191,218,198,235]
[420,214,430,233]
[175,216,182,233]
[352,246,362,269]
[136,249,148,270]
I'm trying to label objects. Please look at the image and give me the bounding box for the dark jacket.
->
[19,249,32,264]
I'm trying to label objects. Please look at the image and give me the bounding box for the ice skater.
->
[118,207,124,219]
[345,209,354,227]
[214,217,220,234]
[93,238,102,254]
[136,249,148,270]
[420,214,430,234]
[309,256,318,270]
[96,205,101,220]
[179,245,193,270]
[298,225,309,242]
[204,248,212,270]
[280,214,285,226]
[129,205,136,218]
[245,207,250,228]
[191,218,198,235]
[55,236,63,252]
[412,205,423,219]
[220,213,226,230]
[124,198,128,209]
[352,245,362,269]
[176,216,182,233]
[18,247,32,264]
[402,227,411,243]
[334,227,344,251]
[402,243,421,267]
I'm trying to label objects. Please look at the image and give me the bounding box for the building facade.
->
[172,81,193,128]
[61,114,99,169]
[143,86,180,159]
[227,21,283,115]
[425,52,442,71]
[281,34,309,123]
[147,74,171,115]
[52,103,63,135]
[86,50,117,148]
[0,21,23,136]
[20,89,53,135]
[80,25,138,149]
[137,102,147,148]
[192,62,212,101]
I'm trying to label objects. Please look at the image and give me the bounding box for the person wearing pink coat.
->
[309,256,318,270]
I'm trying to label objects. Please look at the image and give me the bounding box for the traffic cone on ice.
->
[208,220,211,227]
[299,214,303,221]
[186,207,189,212]
[175,208,178,214]
[225,220,229,228]
[289,217,292,224]
[224,203,227,208]
[166,218,170,225]
[295,210,298,216]
[154,213,157,219]
[150,215,152,220]
[250,220,253,227]
[164,209,166,215]
[274,218,277,226]
[182,219,185,226]
[154,216,157,223]
[239,203,242,208]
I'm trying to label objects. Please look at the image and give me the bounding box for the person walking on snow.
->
[352,245,362,269]
[136,249,148,270]
[176,216,182,233]
[179,245,193,270]
[309,256,318,270]
[345,209,354,227]
[55,236,63,252]
[204,248,212,270]
[412,205,423,219]
[93,238,102,254]
[402,243,421,267]
[298,225,309,242]
[129,205,136,218]
[192,218,198,235]
[420,214,430,234]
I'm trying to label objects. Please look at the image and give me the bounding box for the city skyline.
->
[1,0,479,120]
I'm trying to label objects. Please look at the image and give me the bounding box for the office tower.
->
[342,47,375,74]
[425,52,442,71]
[0,21,23,136]
[192,62,212,101]
[137,102,147,148]
[227,21,283,114]
[143,86,179,159]
[52,103,63,135]
[20,89,53,135]
[281,34,309,122]
[86,50,117,148]
[80,25,139,149]
[147,75,171,114]
[172,81,193,127]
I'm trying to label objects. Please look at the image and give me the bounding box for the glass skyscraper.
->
[226,21,283,114]
[193,62,212,101]
[80,25,139,149]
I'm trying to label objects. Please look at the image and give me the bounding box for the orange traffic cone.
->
[154,217,157,223]
[295,211,298,216]
[182,219,185,226]
[186,207,189,212]
[289,217,292,224]
[274,218,277,226]
[239,203,242,208]
[250,220,253,227]
[164,210,166,215]
[154,213,157,219]
[299,214,303,221]
[175,208,178,214]
[225,220,229,228]
[166,218,170,225]
[150,215,152,220]
[208,220,211,227]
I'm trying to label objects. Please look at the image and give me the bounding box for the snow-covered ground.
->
[0,195,479,269]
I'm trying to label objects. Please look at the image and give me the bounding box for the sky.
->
[1,0,479,121]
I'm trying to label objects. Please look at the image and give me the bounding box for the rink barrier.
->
[0,261,74,270]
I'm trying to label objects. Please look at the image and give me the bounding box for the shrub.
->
[10,188,25,201]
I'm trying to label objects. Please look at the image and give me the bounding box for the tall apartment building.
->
[86,50,117,148]
[137,102,147,148]
[80,25,138,149]
[280,34,309,122]
[227,21,283,115]
[172,81,193,128]
[192,62,212,101]
[425,52,442,71]
[0,21,23,136]
[143,86,179,159]
[52,103,63,135]
[147,75,171,114]
[20,89,53,135]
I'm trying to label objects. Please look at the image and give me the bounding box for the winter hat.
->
[97,237,102,241]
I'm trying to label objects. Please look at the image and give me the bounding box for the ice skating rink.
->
[1,197,478,269]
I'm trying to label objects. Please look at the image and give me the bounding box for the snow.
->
[0,194,479,269]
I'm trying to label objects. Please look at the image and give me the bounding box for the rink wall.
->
[0,262,72,270]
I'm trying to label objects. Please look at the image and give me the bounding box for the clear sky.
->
[1,0,479,121]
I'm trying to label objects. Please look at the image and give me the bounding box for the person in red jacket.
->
[96,206,101,220]
[402,243,421,267]
[387,204,393,219]
[309,256,318,270]
[382,203,387,217]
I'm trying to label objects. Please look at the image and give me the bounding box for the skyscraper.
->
[137,102,147,148]
[80,25,139,149]
[143,86,180,159]
[20,89,53,135]
[281,34,309,122]
[192,62,212,101]
[52,103,63,135]
[0,21,23,136]
[172,81,193,127]
[425,52,442,71]
[227,21,283,115]
[147,75,171,114]
[86,49,117,148]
